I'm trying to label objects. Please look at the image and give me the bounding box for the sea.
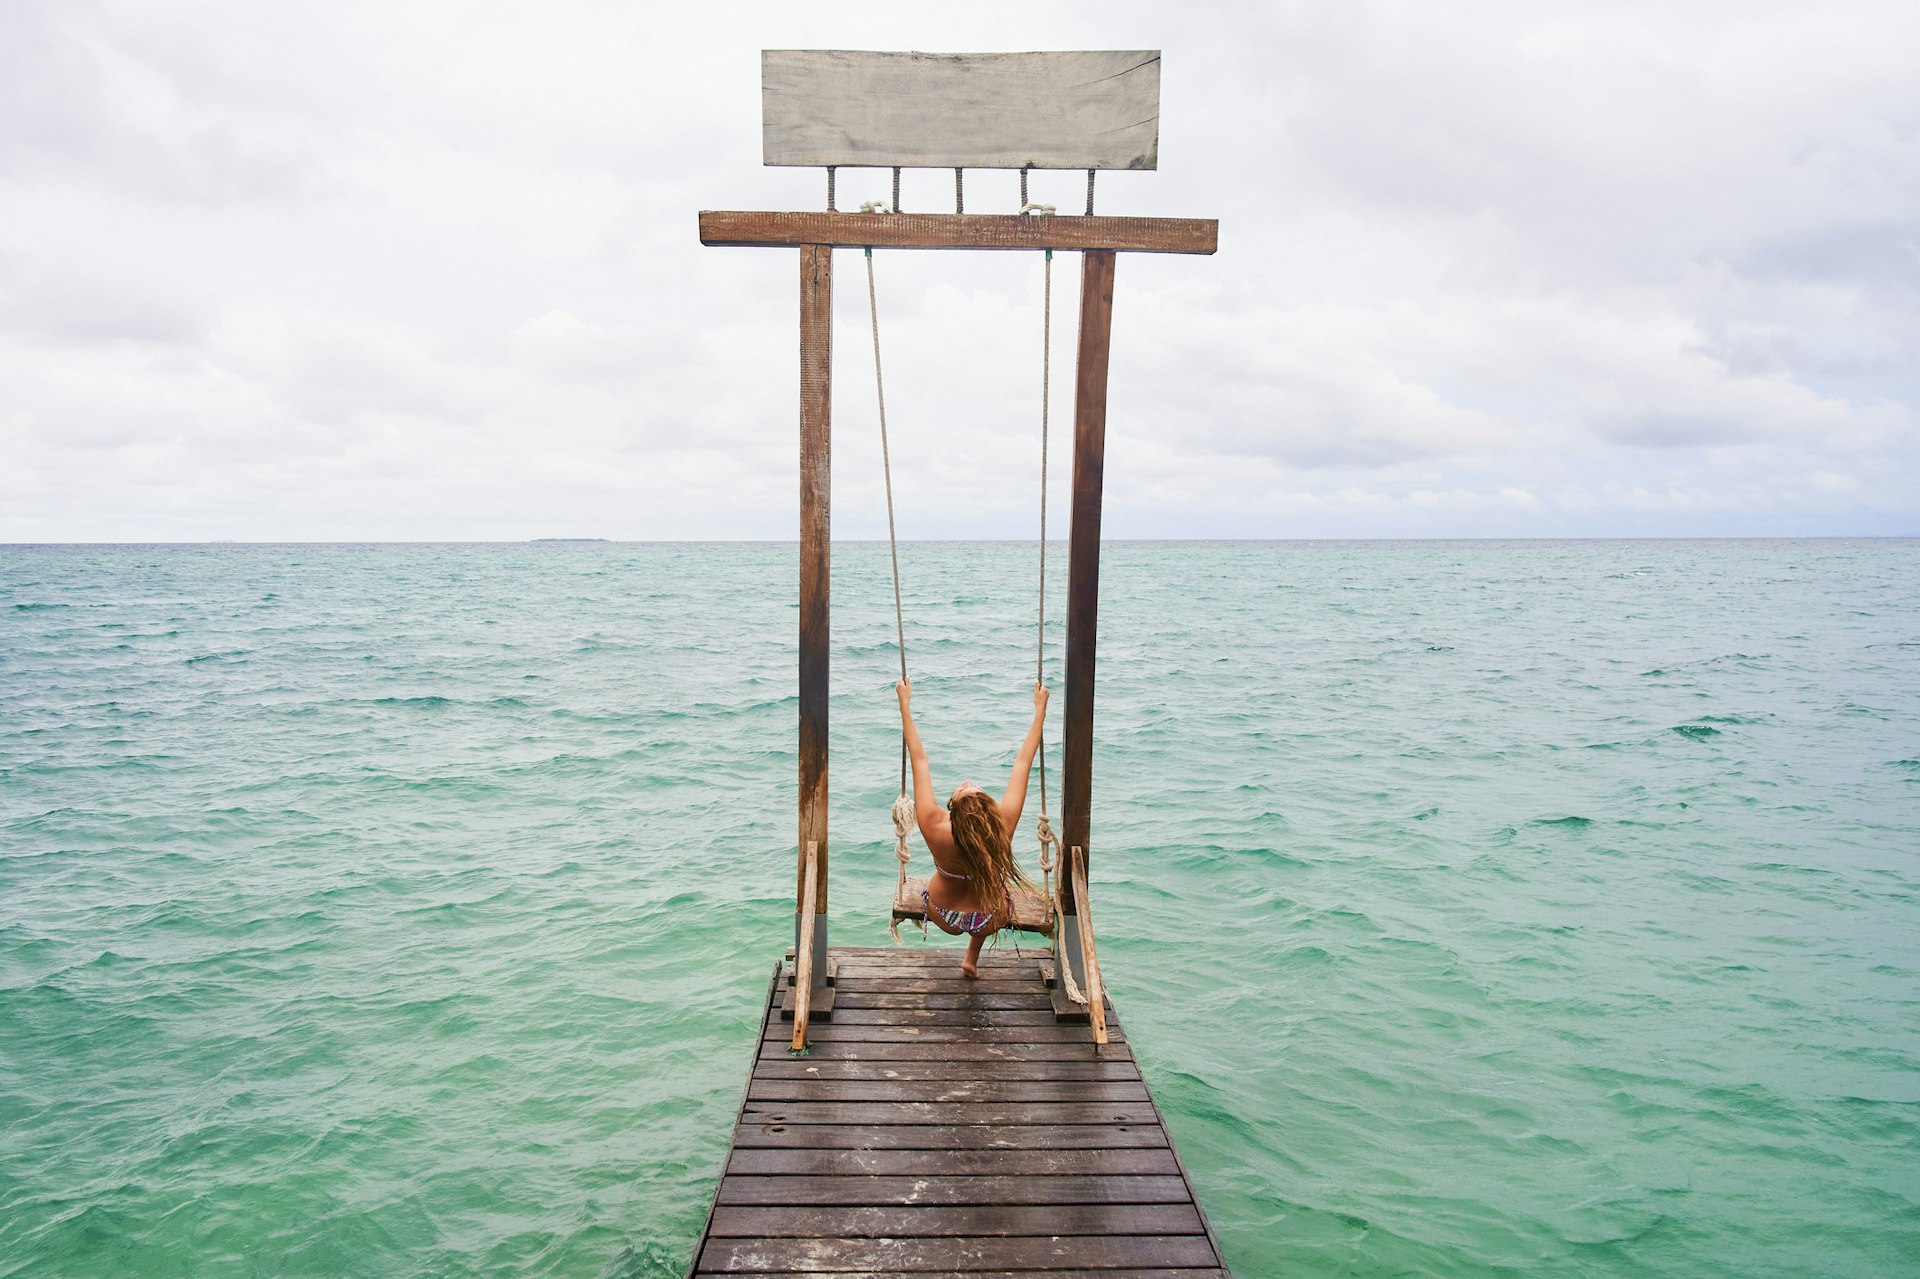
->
[1,539,1916,1278]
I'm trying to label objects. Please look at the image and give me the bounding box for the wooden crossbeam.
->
[699,211,1217,255]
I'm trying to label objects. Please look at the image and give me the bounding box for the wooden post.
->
[797,244,831,974]
[1057,248,1114,997]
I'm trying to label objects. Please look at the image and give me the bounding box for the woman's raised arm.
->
[897,679,943,837]
[997,682,1049,839]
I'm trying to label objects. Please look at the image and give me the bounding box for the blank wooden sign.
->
[762,50,1160,171]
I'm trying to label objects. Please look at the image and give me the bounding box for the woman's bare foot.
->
[960,958,979,979]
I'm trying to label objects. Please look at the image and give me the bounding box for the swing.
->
[867,236,1066,945]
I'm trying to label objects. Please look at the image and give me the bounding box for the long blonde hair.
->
[946,791,1035,898]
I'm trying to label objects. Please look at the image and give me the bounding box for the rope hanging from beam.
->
[863,245,920,946]
[863,230,1078,978]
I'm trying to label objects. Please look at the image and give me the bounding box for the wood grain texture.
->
[746,1079,1150,1103]
[760,1023,1126,1045]
[797,246,830,918]
[725,1147,1178,1177]
[700,211,1217,254]
[755,1039,1130,1062]
[697,1235,1218,1272]
[731,1123,1167,1151]
[697,1271,1225,1279]
[689,947,1227,1276]
[697,1270,1225,1279]
[710,1202,1204,1237]
[716,1174,1189,1206]
[1071,845,1109,1047]
[1061,251,1115,905]
[762,50,1160,170]
[749,1059,1140,1082]
[790,841,818,1051]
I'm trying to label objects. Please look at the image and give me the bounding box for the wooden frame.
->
[706,228,1145,1011]
[708,52,1216,1053]
[700,211,1216,256]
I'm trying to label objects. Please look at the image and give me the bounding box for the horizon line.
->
[4,534,1916,547]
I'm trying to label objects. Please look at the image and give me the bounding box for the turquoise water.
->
[2,540,1916,1278]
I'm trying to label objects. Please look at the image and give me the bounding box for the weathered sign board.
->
[762,50,1161,171]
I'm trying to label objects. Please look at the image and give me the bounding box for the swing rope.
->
[865,232,1081,991]
[1032,247,1084,1006]
[867,246,919,943]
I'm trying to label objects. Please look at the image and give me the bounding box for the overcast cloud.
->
[2,0,1916,540]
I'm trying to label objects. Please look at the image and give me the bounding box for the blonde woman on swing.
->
[895,677,1048,978]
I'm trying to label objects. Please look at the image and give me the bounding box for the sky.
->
[2,0,1916,541]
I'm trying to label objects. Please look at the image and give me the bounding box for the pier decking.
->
[686,946,1231,1277]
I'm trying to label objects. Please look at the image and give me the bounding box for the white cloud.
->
[1,0,1916,540]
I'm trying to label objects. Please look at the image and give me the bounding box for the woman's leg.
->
[961,927,988,978]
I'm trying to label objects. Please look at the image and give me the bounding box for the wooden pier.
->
[689,46,1230,1278]
[685,946,1231,1277]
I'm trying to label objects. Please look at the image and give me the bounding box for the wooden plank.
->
[698,1267,1221,1275]
[746,1078,1149,1103]
[762,1022,1124,1045]
[823,962,1049,978]
[833,983,1059,1006]
[698,1271,1226,1279]
[762,50,1160,170]
[741,1101,1159,1127]
[691,951,1229,1277]
[797,245,831,919]
[710,1202,1204,1238]
[717,1174,1190,1207]
[699,211,1217,255]
[829,976,1056,994]
[731,1123,1167,1151]
[696,1234,1218,1272]
[726,1148,1180,1177]
[893,875,1055,934]
[824,946,1048,961]
[819,946,1044,961]
[750,1059,1141,1082]
[778,947,836,1024]
[820,1007,1064,1026]
[1061,250,1114,918]
[782,956,839,988]
[771,998,1121,1021]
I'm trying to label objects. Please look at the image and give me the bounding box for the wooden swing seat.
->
[892,875,1055,935]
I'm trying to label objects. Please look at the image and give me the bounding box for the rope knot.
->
[890,792,914,864]
[1035,813,1058,870]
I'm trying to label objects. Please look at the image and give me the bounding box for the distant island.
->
[531,537,610,542]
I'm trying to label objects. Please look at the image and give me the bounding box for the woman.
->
[895,676,1048,978]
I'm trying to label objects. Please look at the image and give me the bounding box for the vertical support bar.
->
[1070,845,1108,1046]
[1059,248,1115,998]
[797,244,832,974]
[791,841,819,1051]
